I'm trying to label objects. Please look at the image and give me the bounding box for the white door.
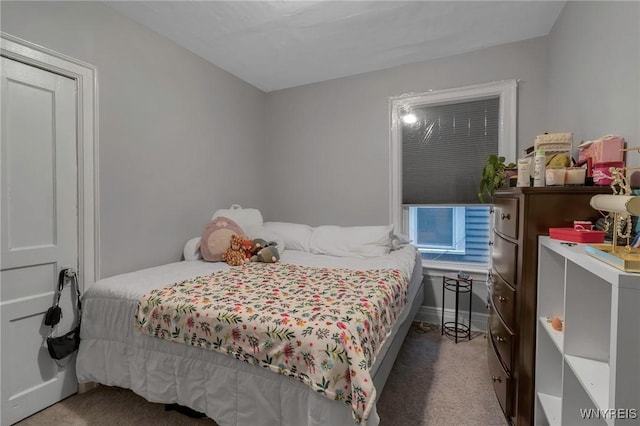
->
[1,56,79,425]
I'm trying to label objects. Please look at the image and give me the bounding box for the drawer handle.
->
[496,336,506,343]
[498,296,507,303]
[492,375,502,383]
[501,213,511,220]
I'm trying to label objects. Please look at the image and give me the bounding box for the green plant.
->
[478,155,516,203]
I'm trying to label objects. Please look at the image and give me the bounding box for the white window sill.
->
[421,259,489,276]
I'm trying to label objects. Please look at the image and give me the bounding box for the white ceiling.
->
[105,1,566,92]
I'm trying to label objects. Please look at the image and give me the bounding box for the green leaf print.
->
[146,295,162,307]
[175,303,197,315]
[266,326,296,341]
[213,337,223,350]
[315,376,330,394]
[324,344,350,363]
[216,312,243,325]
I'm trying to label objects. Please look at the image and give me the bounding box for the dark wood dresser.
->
[487,186,610,426]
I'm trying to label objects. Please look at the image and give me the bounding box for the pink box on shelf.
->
[578,136,625,164]
[593,161,625,185]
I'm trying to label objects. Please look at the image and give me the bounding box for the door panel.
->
[5,78,57,249]
[1,56,78,425]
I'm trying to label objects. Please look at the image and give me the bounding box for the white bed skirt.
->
[80,337,381,426]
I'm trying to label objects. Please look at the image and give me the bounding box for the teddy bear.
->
[250,238,268,255]
[245,238,279,263]
[223,234,251,266]
[251,244,280,263]
[240,238,253,259]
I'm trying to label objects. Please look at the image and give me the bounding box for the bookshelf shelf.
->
[537,392,562,426]
[534,237,640,426]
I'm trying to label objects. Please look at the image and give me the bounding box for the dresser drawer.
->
[489,308,515,373]
[491,272,516,331]
[493,233,518,287]
[488,335,512,417]
[494,197,519,239]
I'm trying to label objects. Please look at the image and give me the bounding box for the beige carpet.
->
[14,386,218,426]
[376,322,507,426]
[16,323,506,426]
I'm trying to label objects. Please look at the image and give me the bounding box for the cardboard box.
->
[578,136,625,164]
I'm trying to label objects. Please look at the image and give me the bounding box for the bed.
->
[76,220,424,426]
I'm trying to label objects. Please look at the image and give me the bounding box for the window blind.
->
[402,98,499,204]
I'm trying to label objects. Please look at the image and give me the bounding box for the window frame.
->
[389,80,517,271]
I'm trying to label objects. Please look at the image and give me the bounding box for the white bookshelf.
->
[535,236,640,426]
[538,392,562,426]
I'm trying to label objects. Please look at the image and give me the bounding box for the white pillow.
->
[211,204,263,236]
[391,233,412,250]
[183,237,203,261]
[262,222,314,252]
[309,225,393,258]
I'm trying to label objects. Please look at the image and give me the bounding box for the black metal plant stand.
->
[441,273,473,343]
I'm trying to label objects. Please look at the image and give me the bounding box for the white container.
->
[517,158,532,187]
[545,168,566,186]
[565,167,586,185]
[533,149,546,187]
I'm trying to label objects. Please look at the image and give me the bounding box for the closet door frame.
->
[1,32,100,287]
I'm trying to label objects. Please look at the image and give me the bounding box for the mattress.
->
[76,245,422,426]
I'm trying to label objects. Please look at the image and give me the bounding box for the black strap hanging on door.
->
[44,270,66,326]
[46,268,82,360]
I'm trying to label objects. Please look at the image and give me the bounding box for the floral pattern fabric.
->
[135,262,408,423]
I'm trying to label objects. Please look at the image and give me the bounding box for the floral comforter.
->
[135,262,408,423]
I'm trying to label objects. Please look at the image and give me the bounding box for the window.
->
[408,205,492,264]
[390,81,517,270]
[409,206,466,254]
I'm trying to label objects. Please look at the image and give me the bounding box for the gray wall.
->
[263,38,549,321]
[547,1,640,172]
[264,37,548,226]
[1,1,267,278]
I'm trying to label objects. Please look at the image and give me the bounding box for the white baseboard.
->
[415,306,488,333]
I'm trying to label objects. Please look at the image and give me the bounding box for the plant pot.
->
[504,168,518,187]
